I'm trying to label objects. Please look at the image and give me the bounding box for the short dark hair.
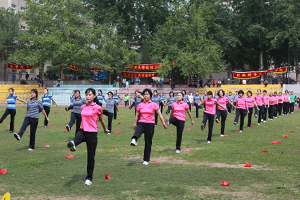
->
[238,90,244,95]
[207,91,213,95]
[257,89,261,92]
[142,88,152,98]
[247,90,252,96]
[31,89,38,98]
[274,92,277,95]
[182,90,186,94]
[98,89,102,93]
[263,90,267,93]
[44,88,48,91]
[8,88,14,92]
[107,91,113,96]
[153,90,158,94]
[217,89,225,96]
[74,90,80,94]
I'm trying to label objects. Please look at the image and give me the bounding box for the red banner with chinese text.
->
[128,64,160,71]
[89,67,102,71]
[8,63,44,70]
[233,67,287,79]
[121,72,158,78]
[68,64,81,71]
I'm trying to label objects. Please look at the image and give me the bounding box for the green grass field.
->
[1,106,300,199]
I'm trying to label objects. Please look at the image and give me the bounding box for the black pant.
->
[68,112,82,135]
[274,104,278,117]
[194,102,200,118]
[233,102,236,112]
[169,117,185,150]
[160,102,164,113]
[43,106,50,126]
[202,112,214,141]
[289,103,295,113]
[72,129,97,181]
[0,108,16,132]
[130,102,135,109]
[258,106,264,123]
[283,102,289,115]
[263,105,268,120]
[154,112,158,125]
[247,107,253,127]
[227,105,232,114]
[188,102,192,111]
[114,104,118,119]
[166,106,172,114]
[103,110,113,131]
[17,117,39,149]
[268,105,275,119]
[132,122,155,162]
[125,101,129,107]
[216,110,227,135]
[234,109,246,131]
[278,103,283,116]
[254,107,258,116]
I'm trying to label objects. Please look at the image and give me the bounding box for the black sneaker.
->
[14,133,20,141]
[66,125,71,131]
[67,140,76,152]
[65,107,69,111]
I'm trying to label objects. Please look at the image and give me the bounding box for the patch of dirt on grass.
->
[13,196,106,200]
[127,156,272,170]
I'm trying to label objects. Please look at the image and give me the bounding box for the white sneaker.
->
[66,125,71,131]
[143,161,149,165]
[220,134,224,137]
[268,118,270,120]
[44,126,47,128]
[263,121,266,123]
[14,133,20,141]
[275,117,277,118]
[84,179,92,186]
[165,117,170,126]
[255,115,257,118]
[207,141,211,144]
[175,150,180,153]
[106,130,111,134]
[130,139,137,146]
[67,140,76,152]
[240,130,243,132]
[215,119,219,123]
[261,119,263,122]
[28,148,34,151]
[270,119,273,121]
[234,122,237,125]
[257,123,260,125]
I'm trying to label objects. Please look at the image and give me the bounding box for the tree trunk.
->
[294,47,299,84]
[60,65,64,80]
[109,72,112,85]
[3,61,7,82]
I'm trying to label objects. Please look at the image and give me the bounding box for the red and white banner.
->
[68,63,81,71]
[233,67,287,79]
[128,64,160,71]
[89,67,102,71]
[122,72,158,78]
[8,63,44,70]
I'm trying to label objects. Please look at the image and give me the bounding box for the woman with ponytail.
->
[67,88,107,186]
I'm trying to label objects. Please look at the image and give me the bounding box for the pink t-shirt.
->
[236,97,247,109]
[278,95,283,103]
[255,95,263,106]
[246,96,255,108]
[269,96,277,105]
[172,101,189,121]
[81,103,102,132]
[204,98,217,115]
[283,94,289,102]
[263,95,270,105]
[137,101,159,123]
[273,96,278,104]
[217,96,229,110]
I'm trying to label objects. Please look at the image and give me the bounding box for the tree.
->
[0,7,20,81]
[10,0,93,80]
[153,3,225,82]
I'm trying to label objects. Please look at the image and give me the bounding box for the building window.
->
[21,7,26,12]
[11,4,16,14]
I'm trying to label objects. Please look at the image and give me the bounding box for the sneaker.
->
[9,131,13,133]
[44,126,47,128]
[270,119,273,121]
[207,141,211,144]
[130,139,137,146]
[28,148,34,151]
[201,123,205,131]
[275,117,277,118]
[175,150,180,153]
[240,130,243,132]
[234,122,237,125]
[257,123,260,125]
[84,179,92,186]
[14,133,20,141]
[106,130,111,134]
[67,140,76,152]
[263,121,266,123]
[215,119,219,123]
[165,117,170,126]
[65,107,69,111]
[220,134,224,137]
[255,115,257,118]
[268,118,270,120]
[143,161,149,165]
[66,125,71,131]
[261,119,263,122]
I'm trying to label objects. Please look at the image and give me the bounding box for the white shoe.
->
[130,139,137,146]
[275,117,277,118]
[220,134,224,137]
[257,123,260,125]
[215,119,219,123]
[175,150,180,153]
[14,133,20,141]
[84,179,92,186]
[106,130,111,134]
[143,161,149,165]
[66,125,71,131]
[270,119,273,121]
[264,121,266,123]
[28,148,34,151]
[240,130,243,132]
[44,126,47,128]
[268,118,270,120]
[255,115,257,118]
[261,119,263,122]
[165,117,170,126]
[207,141,211,144]
[67,140,76,152]
[234,122,237,125]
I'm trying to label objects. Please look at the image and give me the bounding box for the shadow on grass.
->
[64,174,86,187]
[16,146,30,151]
[161,148,174,152]
[127,158,143,166]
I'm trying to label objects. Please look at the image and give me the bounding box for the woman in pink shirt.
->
[130,89,168,166]
[199,91,226,143]
[67,88,107,186]
[234,90,249,132]
[262,90,269,122]
[268,92,276,120]
[273,92,279,118]
[215,89,235,136]
[165,92,194,153]
[277,92,284,116]
[283,90,290,115]
[246,90,259,128]
[255,89,264,125]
